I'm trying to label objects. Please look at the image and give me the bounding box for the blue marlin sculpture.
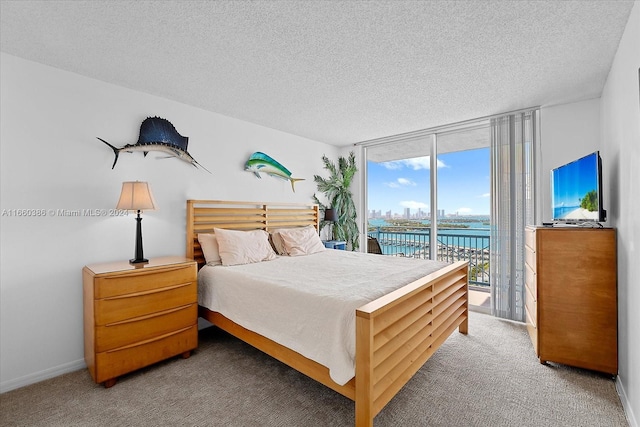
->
[97,116,210,173]
[244,152,304,192]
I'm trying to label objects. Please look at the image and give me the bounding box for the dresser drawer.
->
[525,305,538,354]
[525,227,536,251]
[95,303,197,352]
[95,281,197,325]
[525,282,537,326]
[94,325,198,384]
[525,242,536,268]
[94,263,196,299]
[525,262,537,298]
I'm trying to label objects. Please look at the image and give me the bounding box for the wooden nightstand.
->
[83,256,198,387]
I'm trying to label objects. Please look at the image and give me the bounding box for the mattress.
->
[198,249,449,385]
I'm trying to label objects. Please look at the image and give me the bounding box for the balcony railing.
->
[367,227,490,288]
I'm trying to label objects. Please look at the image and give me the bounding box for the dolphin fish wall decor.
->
[244,152,304,192]
[97,116,211,173]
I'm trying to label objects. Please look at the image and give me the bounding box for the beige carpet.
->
[0,312,628,426]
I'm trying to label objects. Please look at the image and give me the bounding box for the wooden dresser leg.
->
[181,350,192,359]
[103,378,117,388]
[539,359,547,365]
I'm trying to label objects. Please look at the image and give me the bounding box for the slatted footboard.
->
[355,260,468,426]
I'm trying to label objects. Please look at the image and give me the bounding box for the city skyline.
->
[367,147,490,217]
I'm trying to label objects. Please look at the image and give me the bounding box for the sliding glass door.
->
[365,136,434,258]
[361,109,538,319]
[363,121,491,288]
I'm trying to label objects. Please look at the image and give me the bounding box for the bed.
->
[186,200,469,427]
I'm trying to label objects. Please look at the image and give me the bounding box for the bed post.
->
[355,311,374,427]
[186,200,195,260]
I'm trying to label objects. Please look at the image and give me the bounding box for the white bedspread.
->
[198,250,449,385]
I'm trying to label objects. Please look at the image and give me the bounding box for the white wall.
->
[0,53,338,392]
[600,3,640,426]
[539,5,640,424]
[539,98,602,224]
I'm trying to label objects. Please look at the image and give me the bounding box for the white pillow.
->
[197,233,221,266]
[278,225,326,256]
[213,228,277,266]
[268,228,301,255]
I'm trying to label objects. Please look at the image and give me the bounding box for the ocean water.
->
[368,218,490,255]
[369,217,490,229]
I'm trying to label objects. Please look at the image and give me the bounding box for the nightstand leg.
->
[103,378,117,388]
[181,350,192,359]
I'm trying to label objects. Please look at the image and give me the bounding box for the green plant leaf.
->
[314,151,360,250]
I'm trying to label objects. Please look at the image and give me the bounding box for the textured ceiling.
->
[0,1,634,147]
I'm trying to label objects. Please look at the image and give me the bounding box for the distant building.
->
[404,207,410,219]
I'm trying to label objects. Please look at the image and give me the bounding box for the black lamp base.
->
[129,210,148,265]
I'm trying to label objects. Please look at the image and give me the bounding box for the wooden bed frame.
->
[186,200,469,426]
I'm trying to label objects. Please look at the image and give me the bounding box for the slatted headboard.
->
[186,200,320,268]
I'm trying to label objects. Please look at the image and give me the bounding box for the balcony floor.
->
[469,287,490,314]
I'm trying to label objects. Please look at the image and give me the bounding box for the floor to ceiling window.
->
[359,109,538,317]
[361,120,492,311]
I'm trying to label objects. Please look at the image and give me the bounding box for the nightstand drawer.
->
[94,325,198,384]
[95,281,197,325]
[94,264,196,299]
[95,303,197,352]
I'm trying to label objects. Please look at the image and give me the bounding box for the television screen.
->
[551,151,604,222]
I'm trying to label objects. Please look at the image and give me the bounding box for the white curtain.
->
[490,110,537,321]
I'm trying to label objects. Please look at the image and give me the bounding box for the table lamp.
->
[116,181,157,264]
[324,208,337,241]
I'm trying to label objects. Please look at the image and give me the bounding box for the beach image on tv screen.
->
[552,153,599,220]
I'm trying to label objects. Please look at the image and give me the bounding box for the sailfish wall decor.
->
[97,116,210,173]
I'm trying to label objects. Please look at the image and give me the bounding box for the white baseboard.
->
[0,359,86,394]
[617,376,638,427]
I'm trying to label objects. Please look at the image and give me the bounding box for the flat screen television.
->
[551,151,606,223]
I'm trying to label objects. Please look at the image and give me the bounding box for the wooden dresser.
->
[83,256,198,387]
[524,226,617,375]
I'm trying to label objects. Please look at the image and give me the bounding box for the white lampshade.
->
[116,181,158,212]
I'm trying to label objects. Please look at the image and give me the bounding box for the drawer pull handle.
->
[105,304,194,327]
[103,282,192,300]
[106,326,194,353]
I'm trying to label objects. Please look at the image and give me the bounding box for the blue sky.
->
[367,147,490,216]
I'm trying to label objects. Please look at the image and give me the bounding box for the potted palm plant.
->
[313,151,359,251]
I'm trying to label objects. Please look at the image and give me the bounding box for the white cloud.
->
[385,177,416,188]
[382,156,447,171]
[397,178,416,186]
[400,201,429,209]
[479,193,490,198]
[382,162,403,170]
[456,207,473,214]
